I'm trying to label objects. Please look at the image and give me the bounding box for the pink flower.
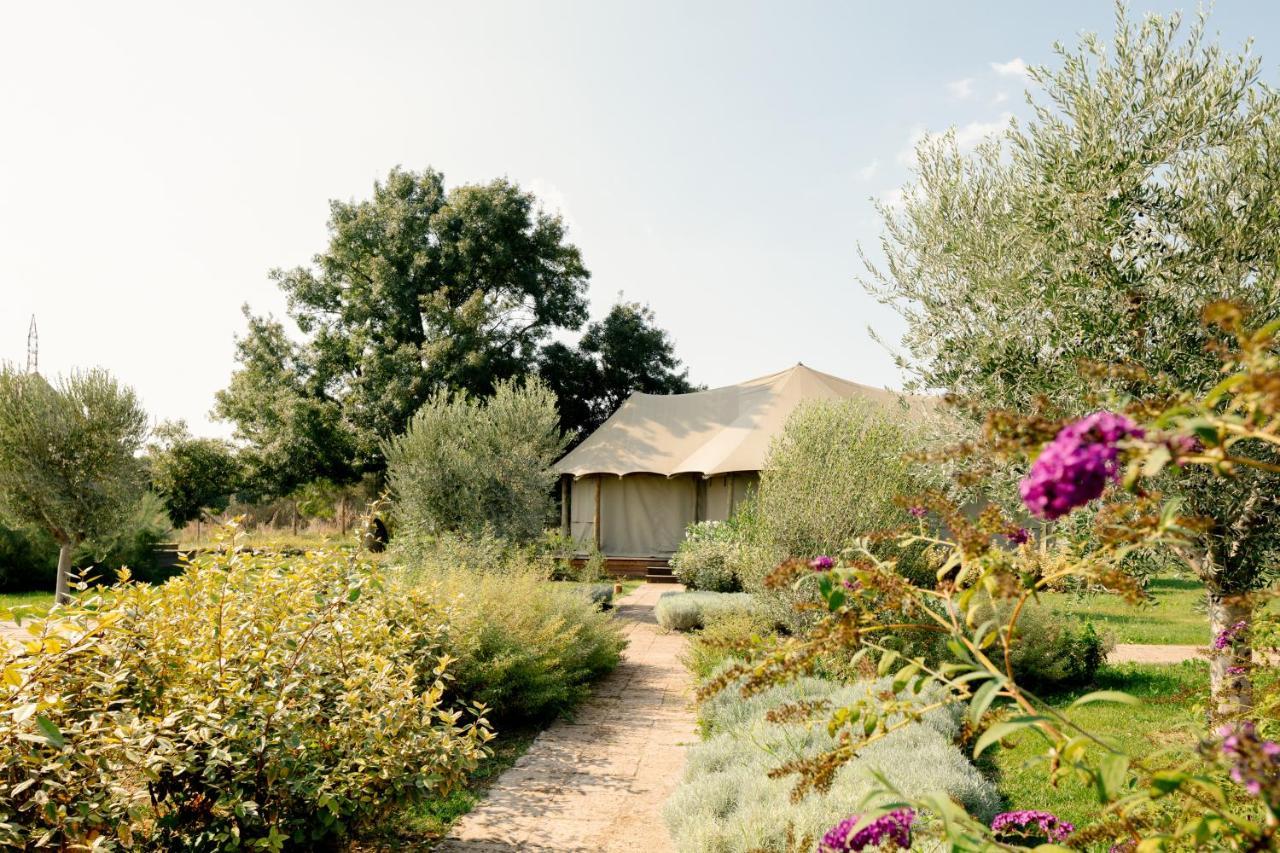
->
[810,555,835,571]
[1020,411,1143,520]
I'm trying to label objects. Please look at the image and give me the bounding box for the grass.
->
[353,726,541,849]
[1031,576,1210,645]
[0,590,55,618]
[990,662,1207,830]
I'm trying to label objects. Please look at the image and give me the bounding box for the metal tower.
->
[26,315,37,374]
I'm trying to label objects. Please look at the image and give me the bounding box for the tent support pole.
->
[593,477,602,552]
[560,476,571,538]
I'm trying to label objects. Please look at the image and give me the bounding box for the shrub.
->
[400,562,627,723]
[670,521,742,591]
[685,608,776,680]
[385,378,566,543]
[970,596,1113,690]
[655,591,757,632]
[0,544,491,850]
[664,670,1000,852]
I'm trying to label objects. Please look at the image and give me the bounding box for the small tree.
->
[0,368,148,602]
[759,399,935,575]
[385,378,567,544]
[149,421,241,529]
[865,8,1280,714]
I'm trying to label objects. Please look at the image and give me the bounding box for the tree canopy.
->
[215,167,591,494]
[148,421,241,527]
[0,368,148,600]
[539,300,696,443]
[866,8,1280,708]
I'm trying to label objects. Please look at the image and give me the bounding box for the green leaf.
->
[35,716,65,749]
[1069,690,1140,709]
[1096,753,1129,802]
[1142,445,1172,478]
[973,716,1048,757]
[968,678,1005,725]
[877,650,899,676]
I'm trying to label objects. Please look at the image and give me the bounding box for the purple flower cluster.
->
[1214,620,1248,651]
[991,810,1075,843]
[1019,411,1144,520]
[1219,721,1280,806]
[1006,527,1031,545]
[907,505,927,519]
[810,555,835,571]
[819,809,914,852]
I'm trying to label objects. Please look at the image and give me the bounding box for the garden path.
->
[1110,643,1203,664]
[434,582,696,853]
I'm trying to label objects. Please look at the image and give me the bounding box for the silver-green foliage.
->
[0,368,148,600]
[663,670,999,852]
[385,378,567,543]
[670,521,741,591]
[655,591,758,632]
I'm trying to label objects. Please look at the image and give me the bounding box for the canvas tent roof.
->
[554,364,932,479]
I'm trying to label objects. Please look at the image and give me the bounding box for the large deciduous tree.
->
[539,300,696,443]
[866,8,1280,715]
[0,368,148,602]
[215,167,590,494]
[148,421,241,528]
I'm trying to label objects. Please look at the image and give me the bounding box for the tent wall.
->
[569,471,758,558]
[601,474,695,557]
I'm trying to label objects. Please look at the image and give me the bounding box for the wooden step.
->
[645,566,679,583]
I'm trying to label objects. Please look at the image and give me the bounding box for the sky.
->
[2,0,1278,438]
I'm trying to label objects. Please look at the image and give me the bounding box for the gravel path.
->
[434,583,696,853]
[1109,643,1205,665]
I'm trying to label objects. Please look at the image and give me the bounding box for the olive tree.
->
[866,7,1280,714]
[384,378,566,544]
[0,368,148,602]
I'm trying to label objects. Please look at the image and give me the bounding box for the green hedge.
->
[655,591,758,632]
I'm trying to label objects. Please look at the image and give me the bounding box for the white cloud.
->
[895,113,1011,168]
[878,186,907,211]
[953,112,1012,149]
[946,77,974,99]
[990,57,1028,77]
[856,159,880,181]
[992,91,1009,104]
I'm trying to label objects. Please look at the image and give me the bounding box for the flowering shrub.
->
[819,809,914,852]
[670,520,743,591]
[990,809,1075,844]
[0,539,493,849]
[1019,411,1143,519]
[688,302,1280,850]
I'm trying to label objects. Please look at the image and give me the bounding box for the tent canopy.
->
[554,364,931,479]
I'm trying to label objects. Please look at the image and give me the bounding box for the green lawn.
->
[1031,576,1209,645]
[990,662,1207,831]
[0,590,55,618]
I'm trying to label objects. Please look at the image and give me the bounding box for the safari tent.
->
[554,364,928,574]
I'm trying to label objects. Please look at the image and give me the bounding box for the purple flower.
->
[1006,527,1031,545]
[1214,620,1248,651]
[907,506,927,519]
[819,809,914,852]
[1218,721,1280,808]
[991,810,1075,843]
[1228,665,1248,676]
[810,555,835,571]
[1019,411,1144,520]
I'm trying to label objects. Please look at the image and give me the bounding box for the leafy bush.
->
[670,521,743,591]
[664,669,1000,852]
[385,378,566,543]
[656,591,758,631]
[971,597,1113,690]
[398,560,627,723]
[0,544,491,850]
[685,608,776,680]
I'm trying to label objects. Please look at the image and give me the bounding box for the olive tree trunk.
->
[55,540,74,605]
[1207,585,1254,720]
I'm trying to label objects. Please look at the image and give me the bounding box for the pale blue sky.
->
[2,1,1276,437]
